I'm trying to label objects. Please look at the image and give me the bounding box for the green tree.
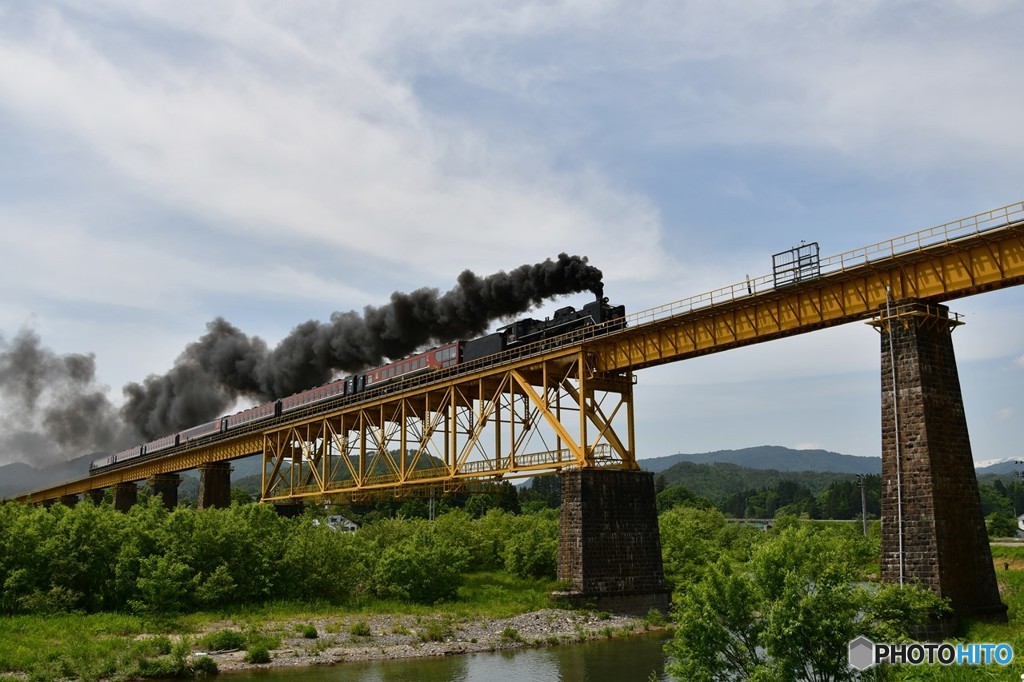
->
[281,519,367,602]
[372,522,468,603]
[658,507,761,592]
[656,484,713,513]
[986,511,1018,539]
[519,475,560,508]
[503,510,559,579]
[666,523,946,681]
[979,484,1014,517]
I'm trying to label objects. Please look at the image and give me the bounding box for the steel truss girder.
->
[261,348,636,503]
[590,225,1024,373]
[11,433,265,504]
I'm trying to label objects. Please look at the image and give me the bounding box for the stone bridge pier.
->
[197,462,232,509]
[148,473,181,510]
[873,299,1006,627]
[112,482,138,513]
[557,468,670,615]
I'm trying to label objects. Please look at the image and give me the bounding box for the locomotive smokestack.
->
[121,254,604,438]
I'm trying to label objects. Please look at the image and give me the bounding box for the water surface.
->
[224,632,670,682]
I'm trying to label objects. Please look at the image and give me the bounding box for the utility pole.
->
[857,474,868,536]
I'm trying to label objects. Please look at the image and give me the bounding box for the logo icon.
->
[848,636,875,671]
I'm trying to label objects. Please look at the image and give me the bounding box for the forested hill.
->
[639,446,881,475]
[653,460,861,506]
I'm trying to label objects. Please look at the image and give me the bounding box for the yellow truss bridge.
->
[14,200,1024,506]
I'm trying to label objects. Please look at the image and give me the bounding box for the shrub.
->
[137,657,185,678]
[245,646,271,664]
[500,626,522,642]
[503,514,558,580]
[372,525,468,603]
[349,621,372,638]
[192,655,219,674]
[301,624,318,639]
[417,620,450,642]
[199,629,246,652]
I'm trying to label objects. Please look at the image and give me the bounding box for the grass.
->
[0,571,571,679]
[198,628,246,652]
[417,619,452,642]
[881,564,1024,680]
[500,626,522,642]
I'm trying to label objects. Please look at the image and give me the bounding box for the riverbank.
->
[199,608,655,674]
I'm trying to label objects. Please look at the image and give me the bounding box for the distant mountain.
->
[640,446,881,475]
[975,458,1023,477]
[3,445,1019,501]
[0,452,99,499]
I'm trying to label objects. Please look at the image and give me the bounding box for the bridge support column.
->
[197,462,231,510]
[58,494,79,508]
[274,503,305,518]
[87,489,105,505]
[148,474,181,510]
[557,469,670,615]
[112,482,138,513]
[873,300,1005,626]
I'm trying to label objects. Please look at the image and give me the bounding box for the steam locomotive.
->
[90,296,625,473]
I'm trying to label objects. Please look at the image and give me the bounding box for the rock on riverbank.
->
[201,609,650,673]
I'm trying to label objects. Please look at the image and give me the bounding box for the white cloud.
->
[0,4,672,289]
[997,408,1013,420]
[1,1,1022,467]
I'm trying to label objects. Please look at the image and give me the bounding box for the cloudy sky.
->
[1,1,1022,467]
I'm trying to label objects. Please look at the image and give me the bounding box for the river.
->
[221,632,671,682]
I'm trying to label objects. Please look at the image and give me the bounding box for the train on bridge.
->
[90,296,626,474]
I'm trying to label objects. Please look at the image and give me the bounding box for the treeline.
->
[656,474,881,520]
[655,460,862,502]
[0,500,558,615]
[977,478,1024,537]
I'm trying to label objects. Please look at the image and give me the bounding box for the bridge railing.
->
[626,200,1024,330]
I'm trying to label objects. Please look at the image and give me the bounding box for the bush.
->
[301,624,318,639]
[192,655,218,674]
[244,646,271,664]
[372,524,468,603]
[199,629,246,652]
[137,657,186,678]
[418,620,450,642]
[503,513,558,579]
[500,626,522,642]
[667,523,947,681]
[349,621,372,637]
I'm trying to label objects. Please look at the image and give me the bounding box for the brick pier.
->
[111,482,138,513]
[197,462,232,510]
[874,300,1005,625]
[148,473,181,510]
[557,468,670,615]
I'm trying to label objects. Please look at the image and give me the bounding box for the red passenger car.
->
[364,341,461,388]
[225,402,277,429]
[280,378,347,413]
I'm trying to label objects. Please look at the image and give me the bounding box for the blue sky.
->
[1,1,1022,466]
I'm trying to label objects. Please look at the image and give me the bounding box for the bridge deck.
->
[11,201,1024,504]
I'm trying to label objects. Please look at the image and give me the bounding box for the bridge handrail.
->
[624,200,1024,329]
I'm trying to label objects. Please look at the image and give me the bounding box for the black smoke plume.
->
[122,254,603,439]
[0,329,129,465]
